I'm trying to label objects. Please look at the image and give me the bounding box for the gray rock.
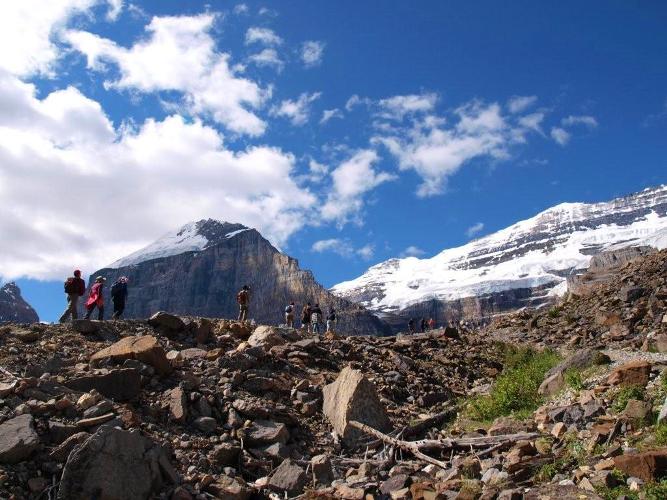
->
[0,414,40,463]
[268,459,307,496]
[57,427,176,500]
[657,396,667,424]
[148,311,186,334]
[246,420,289,446]
[193,416,217,434]
[209,443,241,467]
[311,454,334,485]
[65,369,141,401]
[71,319,99,334]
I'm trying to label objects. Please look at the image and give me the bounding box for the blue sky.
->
[0,0,665,322]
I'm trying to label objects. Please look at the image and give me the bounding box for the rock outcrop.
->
[91,219,390,335]
[0,282,38,323]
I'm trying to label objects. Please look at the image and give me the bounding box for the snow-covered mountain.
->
[0,282,39,323]
[332,185,667,325]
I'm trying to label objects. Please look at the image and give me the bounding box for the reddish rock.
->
[613,448,667,482]
[606,360,651,387]
[90,335,171,375]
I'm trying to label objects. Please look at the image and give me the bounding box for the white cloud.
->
[377,93,438,120]
[65,13,270,136]
[321,150,396,224]
[248,48,284,71]
[0,71,316,280]
[270,92,321,125]
[311,239,374,260]
[320,108,343,124]
[507,95,537,114]
[550,127,571,146]
[399,246,426,258]
[233,4,249,15]
[561,115,598,128]
[375,100,541,197]
[105,0,123,20]
[245,27,282,46]
[465,222,485,238]
[300,40,325,67]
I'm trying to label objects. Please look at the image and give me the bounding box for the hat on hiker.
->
[95,276,106,283]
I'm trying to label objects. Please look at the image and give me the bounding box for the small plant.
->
[654,422,667,446]
[611,385,645,413]
[534,459,565,483]
[547,305,563,318]
[565,369,584,391]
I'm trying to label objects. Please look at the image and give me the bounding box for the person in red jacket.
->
[84,276,106,320]
[59,270,86,323]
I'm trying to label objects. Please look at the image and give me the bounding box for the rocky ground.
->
[0,249,666,499]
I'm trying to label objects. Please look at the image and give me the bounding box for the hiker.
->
[285,301,295,328]
[301,302,311,331]
[237,285,250,322]
[428,317,436,330]
[111,276,129,320]
[326,307,337,334]
[420,318,428,333]
[84,276,106,320]
[311,303,323,335]
[408,318,415,334]
[59,269,86,323]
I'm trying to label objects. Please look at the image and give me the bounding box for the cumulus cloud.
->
[561,115,598,128]
[465,222,485,238]
[377,93,438,120]
[399,246,426,258]
[65,13,270,136]
[0,71,316,280]
[320,108,343,124]
[301,40,324,67]
[270,92,321,125]
[233,4,249,15]
[311,239,374,260]
[248,48,284,71]
[374,100,542,197]
[550,126,571,146]
[105,0,123,20]
[321,150,396,225]
[245,27,282,46]
[507,95,537,114]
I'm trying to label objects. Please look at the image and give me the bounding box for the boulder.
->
[323,366,391,444]
[246,420,289,446]
[207,475,252,500]
[613,448,667,482]
[194,416,217,434]
[168,387,187,423]
[90,335,171,375]
[148,312,185,336]
[247,326,286,350]
[210,443,241,467]
[57,427,177,500]
[0,414,40,463]
[312,454,335,485]
[545,349,611,379]
[538,370,565,396]
[619,286,644,302]
[268,459,307,496]
[71,319,99,334]
[65,369,142,401]
[623,399,652,425]
[606,360,652,387]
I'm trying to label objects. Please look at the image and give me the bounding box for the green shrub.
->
[466,345,561,421]
[565,369,584,391]
[611,385,645,413]
[547,305,563,318]
[655,422,667,446]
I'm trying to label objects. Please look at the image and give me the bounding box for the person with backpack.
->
[111,276,129,320]
[59,270,86,323]
[301,302,312,332]
[84,276,106,320]
[311,303,323,335]
[408,318,415,334]
[284,301,295,328]
[237,285,250,322]
[428,317,436,330]
[326,307,337,334]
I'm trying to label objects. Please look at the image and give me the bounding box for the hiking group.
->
[286,301,337,334]
[407,317,436,334]
[59,270,129,322]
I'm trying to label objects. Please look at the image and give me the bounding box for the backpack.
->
[285,305,293,314]
[311,312,320,323]
[64,277,77,294]
[237,290,248,305]
[110,281,123,298]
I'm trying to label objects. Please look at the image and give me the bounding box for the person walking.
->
[237,285,250,322]
[284,301,295,328]
[326,307,337,334]
[301,302,312,332]
[408,318,415,334]
[59,269,86,323]
[110,276,129,320]
[428,317,436,330]
[84,276,106,320]
[311,303,323,335]
[420,318,428,333]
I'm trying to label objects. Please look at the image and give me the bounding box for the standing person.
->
[284,301,295,328]
[420,318,427,333]
[110,277,129,320]
[59,269,86,323]
[237,285,250,322]
[84,277,106,320]
[301,302,312,332]
[408,318,415,334]
[428,317,436,330]
[326,307,337,334]
[311,303,323,335]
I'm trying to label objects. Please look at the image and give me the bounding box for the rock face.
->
[0,282,39,323]
[93,219,390,336]
[57,427,175,500]
[323,366,391,444]
[332,185,667,328]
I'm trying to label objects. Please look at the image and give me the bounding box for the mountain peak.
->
[0,281,39,323]
[108,219,253,268]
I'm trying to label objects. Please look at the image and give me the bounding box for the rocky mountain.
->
[92,219,390,335]
[332,185,667,328]
[0,282,39,323]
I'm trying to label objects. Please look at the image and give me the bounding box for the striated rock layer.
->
[91,220,390,336]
